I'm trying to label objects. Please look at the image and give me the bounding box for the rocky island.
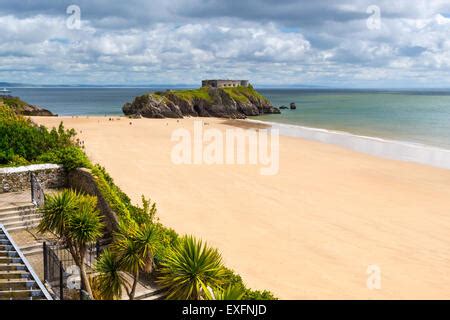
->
[123,81,280,119]
[0,95,55,116]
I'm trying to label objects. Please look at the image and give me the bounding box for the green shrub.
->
[38,146,91,171]
[243,289,278,300]
[0,104,79,168]
[90,165,133,222]
[222,267,278,300]
[153,224,179,265]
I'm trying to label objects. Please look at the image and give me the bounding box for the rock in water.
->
[279,105,288,109]
[290,102,297,110]
[123,86,280,119]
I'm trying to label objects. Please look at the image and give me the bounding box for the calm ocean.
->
[9,87,450,151]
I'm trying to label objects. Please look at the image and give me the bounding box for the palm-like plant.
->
[38,189,78,235]
[211,285,245,300]
[38,189,104,298]
[156,235,225,300]
[112,222,160,300]
[136,223,159,274]
[93,249,128,300]
[66,200,104,296]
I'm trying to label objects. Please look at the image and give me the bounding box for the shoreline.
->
[246,118,450,170]
[47,114,450,171]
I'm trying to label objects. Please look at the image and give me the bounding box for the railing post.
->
[43,242,48,282]
[30,172,35,204]
[59,261,64,300]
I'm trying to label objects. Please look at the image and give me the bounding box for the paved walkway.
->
[0,190,33,209]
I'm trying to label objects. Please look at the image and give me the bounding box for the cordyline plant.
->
[38,189,104,298]
[93,221,159,300]
[156,235,225,300]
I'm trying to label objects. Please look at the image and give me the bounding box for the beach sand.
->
[32,116,450,299]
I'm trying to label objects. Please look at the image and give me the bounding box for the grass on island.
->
[0,101,277,300]
[153,84,270,105]
[162,86,214,103]
[222,84,270,104]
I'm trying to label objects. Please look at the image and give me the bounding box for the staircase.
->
[0,224,52,300]
[0,203,41,233]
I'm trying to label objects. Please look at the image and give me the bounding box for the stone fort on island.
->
[202,80,249,88]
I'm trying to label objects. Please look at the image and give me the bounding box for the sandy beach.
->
[32,116,450,299]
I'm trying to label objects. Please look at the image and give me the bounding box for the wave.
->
[247,119,450,170]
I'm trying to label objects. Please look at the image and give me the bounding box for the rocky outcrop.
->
[0,95,55,116]
[290,102,297,110]
[16,104,55,116]
[123,87,280,119]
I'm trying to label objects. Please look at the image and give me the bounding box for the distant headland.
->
[0,94,55,116]
[122,80,280,119]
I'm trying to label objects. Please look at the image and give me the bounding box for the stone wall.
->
[202,80,249,88]
[0,164,67,193]
[67,168,119,236]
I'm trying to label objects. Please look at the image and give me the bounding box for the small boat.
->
[0,88,11,95]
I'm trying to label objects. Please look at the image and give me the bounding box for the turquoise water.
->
[256,89,450,150]
[8,87,450,150]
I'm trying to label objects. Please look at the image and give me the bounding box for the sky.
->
[0,0,449,87]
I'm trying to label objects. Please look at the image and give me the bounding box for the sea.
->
[8,87,450,169]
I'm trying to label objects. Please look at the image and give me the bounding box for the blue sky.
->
[0,0,449,87]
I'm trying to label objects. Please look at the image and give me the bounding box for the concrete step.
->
[6,223,40,233]
[0,245,13,251]
[1,218,41,230]
[0,256,23,264]
[0,289,44,300]
[21,243,43,256]
[0,213,41,225]
[0,263,26,271]
[0,209,37,219]
[0,250,19,258]
[23,248,42,257]
[0,278,36,291]
[0,270,30,280]
[0,239,11,245]
[20,242,43,251]
[0,204,35,214]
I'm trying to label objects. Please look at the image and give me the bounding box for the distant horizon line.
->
[1,82,450,91]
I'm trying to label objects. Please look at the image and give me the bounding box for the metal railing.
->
[0,224,53,300]
[30,172,45,207]
[43,239,109,300]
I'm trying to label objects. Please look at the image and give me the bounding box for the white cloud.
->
[0,0,449,86]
